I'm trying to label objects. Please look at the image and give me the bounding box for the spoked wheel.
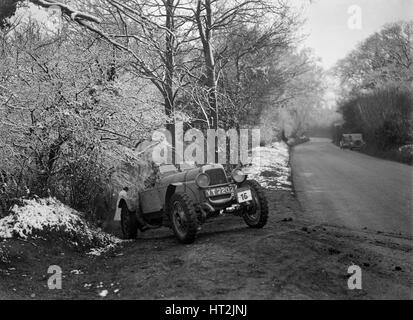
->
[242,180,269,228]
[169,193,198,244]
[121,202,138,239]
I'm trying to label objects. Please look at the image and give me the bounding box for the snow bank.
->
[0,198,121,253]
[243,141,291,191]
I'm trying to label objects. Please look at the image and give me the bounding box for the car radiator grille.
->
[205,168,227,185]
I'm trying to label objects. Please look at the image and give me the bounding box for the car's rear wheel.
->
[168,193,198,244]
[242,180,269,228]
[121,202,138,239]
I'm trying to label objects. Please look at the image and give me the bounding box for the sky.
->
[294,0,413,69]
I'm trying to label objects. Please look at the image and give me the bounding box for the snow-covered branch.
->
[30,0,101,23]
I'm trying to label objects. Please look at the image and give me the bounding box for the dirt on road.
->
[1,189,412,299]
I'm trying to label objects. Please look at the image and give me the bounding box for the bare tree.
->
[191,0,297,130]
[5,0,199,162]
[335,21,413,92]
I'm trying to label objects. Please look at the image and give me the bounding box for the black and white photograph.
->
[0,0,412,303]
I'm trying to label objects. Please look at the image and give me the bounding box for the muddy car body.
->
[115,164,268,243]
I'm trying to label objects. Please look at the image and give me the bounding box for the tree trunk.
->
[165,0,176,164]
[197,0,219,162]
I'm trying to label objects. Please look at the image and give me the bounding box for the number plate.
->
[237,188,252,203]
[205,186,234,197]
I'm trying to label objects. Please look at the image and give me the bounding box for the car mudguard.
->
[176,183,201,204]
[114,189,139,221]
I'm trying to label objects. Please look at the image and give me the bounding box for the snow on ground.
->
[243,141,292,191]
[0,198,121,254]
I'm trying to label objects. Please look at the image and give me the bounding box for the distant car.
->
[115,164,269,244]
[340,133,365,150]
[340,136,352,149]
[351,139,365,150]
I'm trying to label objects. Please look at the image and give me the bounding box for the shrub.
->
[375,115,413,150]
[397,144,413,164]
[339,86,413,151]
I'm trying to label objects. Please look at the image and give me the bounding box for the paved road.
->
[292,138,413,236]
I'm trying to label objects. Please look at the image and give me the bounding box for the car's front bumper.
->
[201,183,251,213]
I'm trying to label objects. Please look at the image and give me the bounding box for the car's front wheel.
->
[121,202,138,239]
[168,193,198,244]
[242,180,269,228]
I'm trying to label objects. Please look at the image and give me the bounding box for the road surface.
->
[292,138,413,236]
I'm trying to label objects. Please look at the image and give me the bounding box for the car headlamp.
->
[196,173,210,188]
[231,169,247,183]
